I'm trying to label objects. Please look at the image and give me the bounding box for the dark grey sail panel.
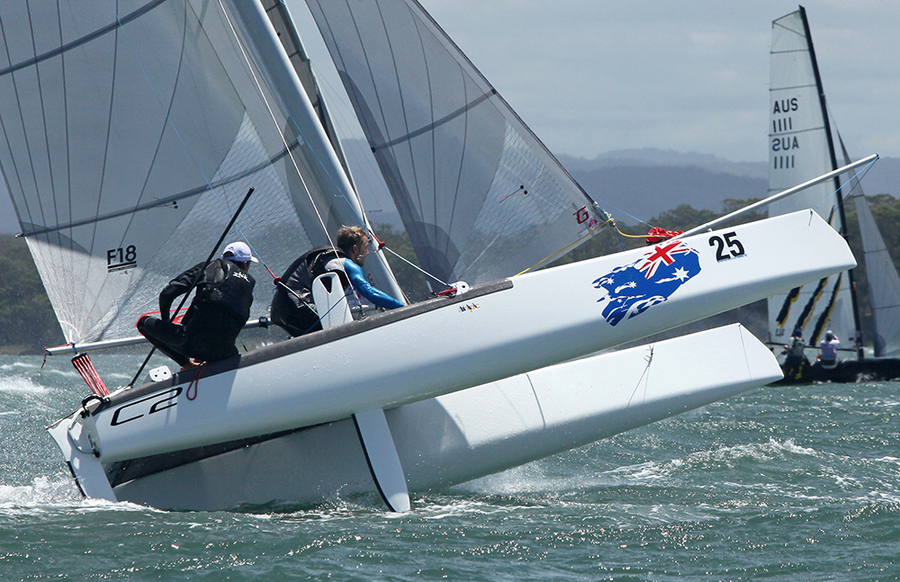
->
[853,191,900,357]
[304,0,606,285]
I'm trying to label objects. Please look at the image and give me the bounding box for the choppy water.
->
[2,354,899,581]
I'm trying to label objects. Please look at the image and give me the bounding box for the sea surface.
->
[1,354,899,581]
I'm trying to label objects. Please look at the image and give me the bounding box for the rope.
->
[627,345,654,407]
[72,354,110,397]
[185,363,206,401]
[514,219,614,276]
[613,224,658,239]
[379,244,451,289]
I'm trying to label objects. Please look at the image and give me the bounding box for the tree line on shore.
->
[2,194,899,354]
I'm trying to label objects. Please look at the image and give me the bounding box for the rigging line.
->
[626,345,654,407]
[812,160,877,215]
[381,245,449,288]
[127,186,255,388]
[514,219,614,277]
[223,1,388,304]
[593,198,654,230]
[249,1,378,235]
[231,10,387,308]
[216,0,336,259]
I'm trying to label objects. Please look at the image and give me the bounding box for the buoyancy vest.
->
[308,247,350,287]
[194,258,255,323]
[273,247,349,305]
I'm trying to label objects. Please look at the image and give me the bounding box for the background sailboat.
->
[768,6,900,382]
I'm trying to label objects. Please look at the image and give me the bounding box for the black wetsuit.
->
[138,258,255,366]
[270,246,347,337]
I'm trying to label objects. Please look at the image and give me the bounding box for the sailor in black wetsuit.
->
[137,241,257,369]
[270,227,404,337]
[269,246,335,337]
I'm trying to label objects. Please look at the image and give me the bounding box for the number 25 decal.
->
[708,232,745,262]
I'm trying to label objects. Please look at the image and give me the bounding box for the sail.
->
[837,140,900,358]
[303,0,608,287]
[0,0,397,344]
[852,191,900,356]
[766,8,858,347]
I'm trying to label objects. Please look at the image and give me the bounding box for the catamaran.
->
[768,7,900,383]
[0,0,859,510]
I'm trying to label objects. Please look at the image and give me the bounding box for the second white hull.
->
[108,324,779,510]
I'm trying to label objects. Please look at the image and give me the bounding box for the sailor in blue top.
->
[325,226,405,311]
[270,227,404,337]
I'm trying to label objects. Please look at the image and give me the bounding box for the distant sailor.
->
[781,327,810,380]
[271,226,404,337]
[783,328,808,365]
[138,241,257,369]
[818,330,840,367]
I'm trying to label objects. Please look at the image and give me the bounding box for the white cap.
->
[223,241,258,263]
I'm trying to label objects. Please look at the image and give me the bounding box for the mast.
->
[229,0,405,300]
[799,5,864,359]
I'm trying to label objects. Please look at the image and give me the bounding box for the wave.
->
[0,476,84,508]
[0,375,51,396]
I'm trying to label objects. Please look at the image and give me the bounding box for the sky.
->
[2,1,898,233]
[285,0,900,164]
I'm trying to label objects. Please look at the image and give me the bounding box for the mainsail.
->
[767,7,860,349]
[0,0,398,344]
[303,0,608,287]
[839,139,900,358]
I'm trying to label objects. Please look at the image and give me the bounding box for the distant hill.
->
[560,157,767,225]
[559,148,768,179]
[558,149,900,226]
[1,146,896,234]
[344,145,900,230]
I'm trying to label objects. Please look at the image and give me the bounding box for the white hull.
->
[85,211,849,461]
[106,323,779,510]
[49,210,852,508]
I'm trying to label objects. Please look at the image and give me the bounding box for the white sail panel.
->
[766,9,857,347]
[303,0,607,286]
[0,0,391,343]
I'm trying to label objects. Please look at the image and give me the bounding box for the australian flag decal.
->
[592,240,701,326]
